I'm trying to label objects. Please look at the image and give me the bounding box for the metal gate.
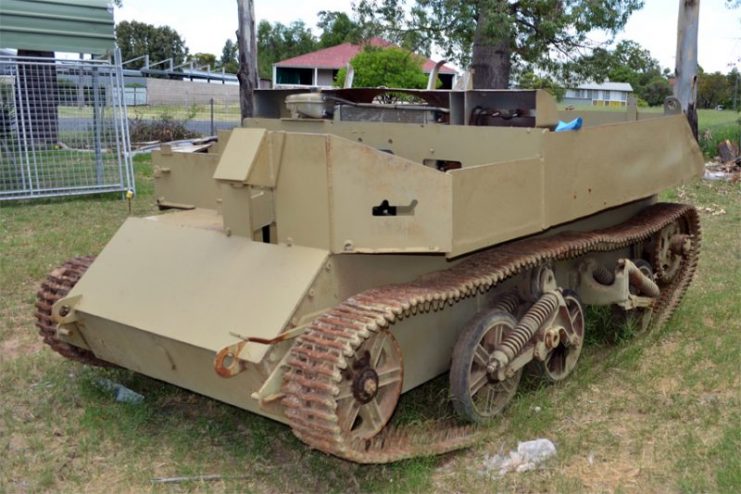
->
[0,50,134,200]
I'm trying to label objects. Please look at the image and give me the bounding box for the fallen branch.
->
[151,474,250,484]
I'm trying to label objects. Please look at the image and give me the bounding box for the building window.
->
[276,67,314,85]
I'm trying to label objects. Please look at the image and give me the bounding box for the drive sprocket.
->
[35,256,113,367]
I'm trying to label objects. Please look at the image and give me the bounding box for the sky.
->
[116,0,741,74]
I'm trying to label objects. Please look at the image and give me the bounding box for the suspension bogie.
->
[448,214,698,426]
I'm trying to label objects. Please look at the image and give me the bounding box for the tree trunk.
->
[674,0,699,140]
[471,4,512,89]
[16,50,58,147]
[236,0,257,119]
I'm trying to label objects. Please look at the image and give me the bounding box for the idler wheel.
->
[651,219,690,284]
[335,330,403,440]
[450,310,522,424]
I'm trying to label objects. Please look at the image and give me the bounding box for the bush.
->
[640,76,672,107]
[699,118,741,158]
[335,46,428,91]
[128,113,199,143]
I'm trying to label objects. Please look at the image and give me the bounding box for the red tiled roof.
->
[274,37,456,74]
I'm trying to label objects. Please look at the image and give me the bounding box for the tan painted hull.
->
[53,89,703,422]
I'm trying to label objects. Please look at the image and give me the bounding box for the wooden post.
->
[674,0,700,140]
[236,0,257,119]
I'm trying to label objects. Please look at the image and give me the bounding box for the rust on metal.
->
[281,203,701,463]
[214,328,308,378]
[34,256,114,367]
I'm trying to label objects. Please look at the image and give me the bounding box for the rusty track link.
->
[281,203,701,463]
[35,256,113,367]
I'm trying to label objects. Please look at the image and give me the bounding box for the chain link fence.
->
[0,51,134,201]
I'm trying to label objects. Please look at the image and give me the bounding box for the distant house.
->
[563,81,634,107]
[273,37,456,89]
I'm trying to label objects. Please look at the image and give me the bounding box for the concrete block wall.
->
[146,78,239,105]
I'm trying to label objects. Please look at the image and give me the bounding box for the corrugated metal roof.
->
[275,37,457,74]
[575,81,633,92]
[0,0,114,54]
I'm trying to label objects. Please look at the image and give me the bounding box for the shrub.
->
[128,113,199,143]
[699,119,741,158]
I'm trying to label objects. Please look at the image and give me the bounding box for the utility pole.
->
[674,0,700,140]
[236,0,257,119]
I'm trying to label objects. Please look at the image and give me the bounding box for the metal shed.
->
[0,0,115,55]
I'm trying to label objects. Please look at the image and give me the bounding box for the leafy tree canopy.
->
[698,69,738,109]
[317,11,365,47]
[354,0,644,89]
[335,46,429,91]
[641,76,672,107]
[517,71,565,101]
[567,40,670,105]
[257,20,317,80]
[220,39,239,73]
[116,20,189,69]
[257,12,384,80]
[569,41,660,81]
[189,52,216,69]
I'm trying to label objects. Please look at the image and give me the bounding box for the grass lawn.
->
[1,150,126,197]
[696,110,740,158]
[1,127,739,492]
[59,104,242,122]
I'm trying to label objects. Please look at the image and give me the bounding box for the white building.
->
[563,81,634,107]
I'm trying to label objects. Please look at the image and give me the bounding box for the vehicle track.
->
[281,202,701,463]
[35,256,113,367]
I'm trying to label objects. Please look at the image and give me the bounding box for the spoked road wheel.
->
[450,310,522,425]
[335,330,403,440]
[539,291,585,382]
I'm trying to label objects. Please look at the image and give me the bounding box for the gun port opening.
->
[372,199,418,216]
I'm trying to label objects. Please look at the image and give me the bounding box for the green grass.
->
[697,110,741,158]
[696,108,740,127]
[59,104,242,121]
[1,149,124,193]
[1,140,740,492]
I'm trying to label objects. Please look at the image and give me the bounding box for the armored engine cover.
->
[64,217,328,365]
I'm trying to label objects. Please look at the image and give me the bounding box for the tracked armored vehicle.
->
[36,88,703,463]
